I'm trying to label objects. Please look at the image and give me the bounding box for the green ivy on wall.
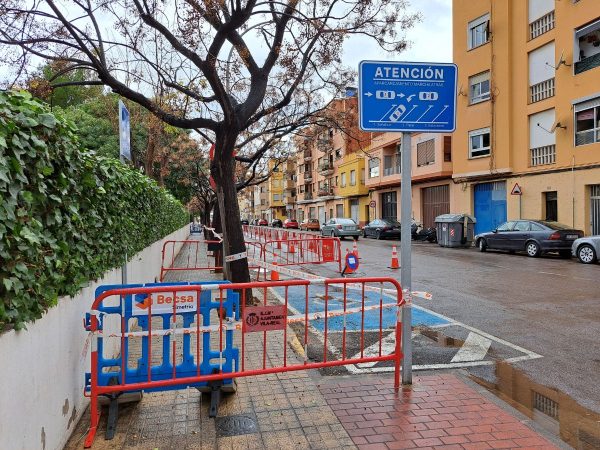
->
[0,91,189,330]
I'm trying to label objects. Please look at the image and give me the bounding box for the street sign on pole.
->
[359,60,457,386]
[358,61,457,133]
[118,100,131,162]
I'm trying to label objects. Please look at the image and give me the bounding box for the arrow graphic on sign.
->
[399,105,418,122]
[416,105,434,122]
[380,104,399,121]
[364,92,373,97]
[431,105,449,123]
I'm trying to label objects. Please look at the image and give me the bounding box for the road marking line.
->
[450,332,492,363]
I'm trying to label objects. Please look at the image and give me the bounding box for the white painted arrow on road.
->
[450,332,492,362]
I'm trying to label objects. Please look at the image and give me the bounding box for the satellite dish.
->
[555,50,571,69]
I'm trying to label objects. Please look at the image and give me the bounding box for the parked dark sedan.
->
[362,219,402,239]
[271,218,283,227]
[475,220,584,257]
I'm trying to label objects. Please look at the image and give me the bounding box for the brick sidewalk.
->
[65,239,564,449]
[319,374,560,450]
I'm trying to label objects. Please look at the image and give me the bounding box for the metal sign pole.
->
[400,132,412,385]
[358,60,457,387]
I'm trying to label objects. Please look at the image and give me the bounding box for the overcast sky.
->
[1,1,452,88]
[342,0,452,68]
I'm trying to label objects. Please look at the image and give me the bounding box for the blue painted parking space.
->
[274,285,449,332]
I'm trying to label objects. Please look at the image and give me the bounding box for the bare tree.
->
[0,0,419,282]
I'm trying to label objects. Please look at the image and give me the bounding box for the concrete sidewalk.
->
[65,240,565,449]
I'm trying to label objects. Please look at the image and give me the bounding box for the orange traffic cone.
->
[352,240,359,258]
[288,240,296,254]
[271,253,280,281]
[389,245,400,269]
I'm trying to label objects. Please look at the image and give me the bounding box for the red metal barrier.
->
[244,224,320,242]
[263,237,343,272]
[84,278,404,447]
[160,240,265,281]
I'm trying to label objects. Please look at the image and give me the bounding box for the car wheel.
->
[478,238,487,252]
[376,230,382,240]
[577,244,597,264]
[363,229,367,238]
[525,241,541,257]
[331,230,336,238]
[354,236,359,241]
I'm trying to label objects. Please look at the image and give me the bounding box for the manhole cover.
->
[215,414,259,437]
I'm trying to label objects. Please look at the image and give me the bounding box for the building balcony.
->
[284,179,295,190]
[303,150,312,162]
[530,144,556,167]
[318,162,334,176]
[530,78,554,103]
[317,187,334,197]
[575,52,600,75]
[529,10,555,40]
[304,192,313,201]
[303,172,313,182]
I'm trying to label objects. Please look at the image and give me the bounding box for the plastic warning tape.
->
[96,302,398,338]
[248,257,429,302]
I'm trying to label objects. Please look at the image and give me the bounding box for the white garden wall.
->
[0,225,189,450]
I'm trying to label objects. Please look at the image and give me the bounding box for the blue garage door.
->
[474,182,507,234]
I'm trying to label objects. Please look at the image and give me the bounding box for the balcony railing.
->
[303,171,313,182]
[284,179,295,190]
[530,144,556,167]
[304,192,313,200]
[303,150,312,162]
[530,78,555,103]
[575,51,600,75]
[317,187,333,197]
[529,10,555,40]
[318,163,334,175]
[575,128,600,146]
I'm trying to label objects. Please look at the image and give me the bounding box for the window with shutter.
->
[417,139,435,166]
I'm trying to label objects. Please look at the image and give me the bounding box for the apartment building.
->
[251,181,269,220]
[266,159,297,221]
[365,132,454,227]
[295,95,371,225]
[453,0,600,235]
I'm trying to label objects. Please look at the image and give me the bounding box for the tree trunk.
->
[213,136,250,284]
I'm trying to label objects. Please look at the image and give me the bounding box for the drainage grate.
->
[579,429,600,450]
[215,414,259,437]
[533,392,558,419]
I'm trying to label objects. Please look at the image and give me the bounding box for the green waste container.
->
[435,214,476,248]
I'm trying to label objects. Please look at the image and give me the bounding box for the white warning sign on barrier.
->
[132,290,198,316]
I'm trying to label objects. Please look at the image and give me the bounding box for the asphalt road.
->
[298,231,600,415]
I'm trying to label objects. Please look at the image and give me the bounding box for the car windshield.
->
[538,221,572,230]
[336,218,356,224]
[383,220,401,227]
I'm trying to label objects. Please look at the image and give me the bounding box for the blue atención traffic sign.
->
[358,61,457,133]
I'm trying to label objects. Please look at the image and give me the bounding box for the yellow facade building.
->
[295,95,371,225]
[453,0,600,235]
[266,160,287,221]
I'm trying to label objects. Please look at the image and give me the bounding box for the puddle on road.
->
[471,361,600,449]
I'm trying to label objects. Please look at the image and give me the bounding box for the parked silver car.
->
[571,235,600,264]
[320,218,360,240]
